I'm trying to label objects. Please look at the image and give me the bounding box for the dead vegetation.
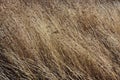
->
[0,0,120,80]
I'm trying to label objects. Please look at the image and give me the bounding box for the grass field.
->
[0,0,120,80]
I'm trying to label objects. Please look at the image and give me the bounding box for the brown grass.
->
[0,0,120,80]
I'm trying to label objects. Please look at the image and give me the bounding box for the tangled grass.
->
[0,0,120,80]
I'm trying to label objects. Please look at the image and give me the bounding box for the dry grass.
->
[0,0,120,80]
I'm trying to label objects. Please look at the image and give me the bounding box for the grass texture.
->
[0,0,120,80]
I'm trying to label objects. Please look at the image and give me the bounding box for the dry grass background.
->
[0,0,120,80]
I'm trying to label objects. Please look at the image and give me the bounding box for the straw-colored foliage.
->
[0,0,120,80]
